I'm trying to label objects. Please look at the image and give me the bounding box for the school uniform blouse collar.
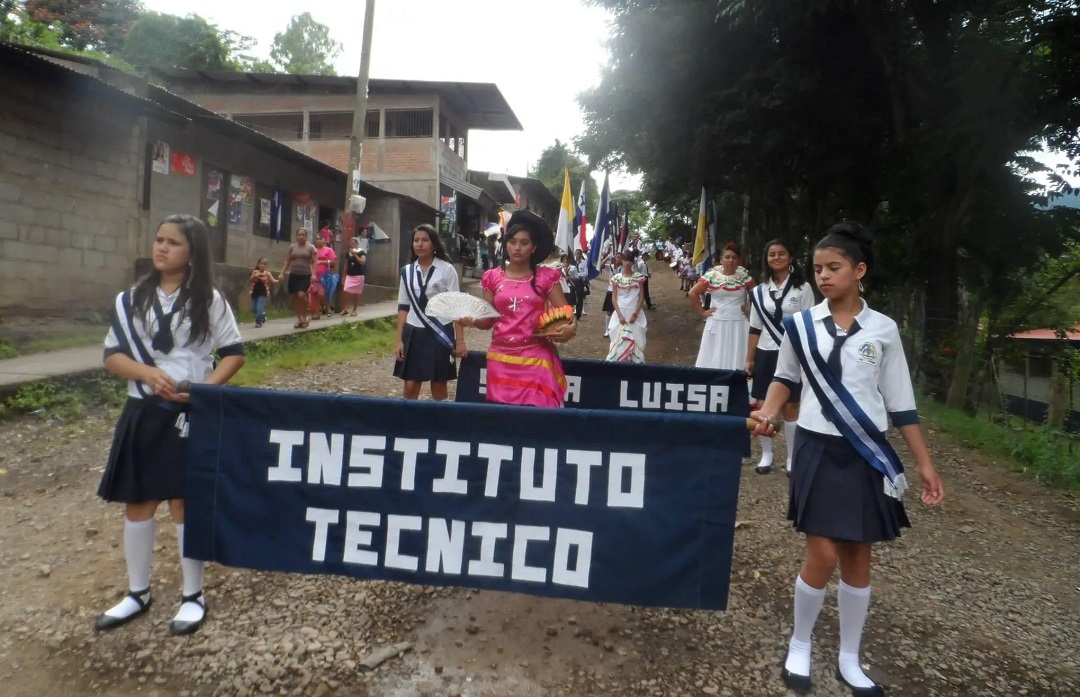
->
[810,298,871,326]
[764,276,791,293]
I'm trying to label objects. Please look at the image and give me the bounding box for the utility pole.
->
[345,0,376,227]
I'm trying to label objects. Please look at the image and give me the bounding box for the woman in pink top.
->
[309,236,337,319]
[460,211,576,407]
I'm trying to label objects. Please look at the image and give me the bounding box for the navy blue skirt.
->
[788,427,910,543]
[98,397,189,503]
[393,323,457,383]
[751,348,801,402]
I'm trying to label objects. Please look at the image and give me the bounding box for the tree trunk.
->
[1047,360,1068,428]
[945,295,981,410]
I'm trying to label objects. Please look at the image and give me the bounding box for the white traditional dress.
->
[606,271,648,363]
[695,266,754,370]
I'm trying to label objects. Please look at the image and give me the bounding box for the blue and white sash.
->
[749,285,785,346]
[401,264,454,351]
[785,311,908,500]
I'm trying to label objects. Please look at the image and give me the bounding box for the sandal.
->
[94,588,152,631]
[294,322,304,329]
[350,311,358,317]
[168,590,206,636]
[300,321,309,328]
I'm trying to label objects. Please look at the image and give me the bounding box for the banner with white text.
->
[184,386,747,610]
[457,352,749,428]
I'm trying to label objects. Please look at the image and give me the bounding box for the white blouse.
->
[749,277,817,351]
[396,258,460,328]
[104,287,244,399]
[774,299,920,435]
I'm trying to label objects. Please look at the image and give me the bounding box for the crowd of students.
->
[94,211,944,697]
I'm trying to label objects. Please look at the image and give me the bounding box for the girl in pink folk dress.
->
[460,211,576,407]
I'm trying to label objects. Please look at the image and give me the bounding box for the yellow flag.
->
[692,187,708,266]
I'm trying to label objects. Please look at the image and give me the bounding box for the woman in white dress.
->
[606,250,648,363]
[691,243,755,370]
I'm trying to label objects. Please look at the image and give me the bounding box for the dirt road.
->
[1,266,1078,697]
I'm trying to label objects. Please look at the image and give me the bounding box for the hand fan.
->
[425,292,501,323]
[534,305,575,337]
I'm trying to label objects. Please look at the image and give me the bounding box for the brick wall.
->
[0,72,141,316]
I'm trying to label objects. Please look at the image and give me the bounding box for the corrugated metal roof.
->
[1009,326,1080,341]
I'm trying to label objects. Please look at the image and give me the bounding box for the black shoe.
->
[168,591,206,636]
[781,667,812,695]
[836,668,886,696]
[94,589,152,631]
[756,465,773,475]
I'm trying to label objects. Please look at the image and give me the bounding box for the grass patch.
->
[231,317,397,387]
[919,398,1080,493]
[0,318,397,423]
[0,371,127,422]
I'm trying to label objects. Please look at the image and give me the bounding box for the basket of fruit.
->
[534,305,575,337]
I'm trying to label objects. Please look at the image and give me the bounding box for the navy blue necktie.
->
[821,317,861,381]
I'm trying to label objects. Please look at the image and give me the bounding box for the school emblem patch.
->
[857,341,878,366]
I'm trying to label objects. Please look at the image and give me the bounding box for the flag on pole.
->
[574,180,588,253]
[555,168,575,254]
[618,205,630,253]
[705,196,718,268]
[587,173,612,279]
[692,187,709,266]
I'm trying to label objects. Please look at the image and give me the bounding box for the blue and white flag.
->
[184,386,747,610]
[587,173,612,279]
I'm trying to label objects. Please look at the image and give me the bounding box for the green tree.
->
[528,139,599,217]
[268,12,341,76]
[221,29,274,72]
[579,0,1080,400]
[119,12,229,72]
[24,0,141,52]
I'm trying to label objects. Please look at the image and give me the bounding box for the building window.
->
[385,108,434,138]
[254,181,290,239]
[234,113,304,140]
[308,111,353,140]
[366,110,380,138]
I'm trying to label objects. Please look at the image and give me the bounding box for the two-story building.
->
[155,70,525,265]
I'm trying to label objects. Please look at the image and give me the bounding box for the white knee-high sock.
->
[785,575,826,676]
[174,524,204,596]
[784,420,798,471]
[757,436,774,468]
[174,524,206,623]
[102,518,154,619]
[125,518,155,592]
[838,581,874,688]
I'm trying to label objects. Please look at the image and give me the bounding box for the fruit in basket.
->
[535,305,574,335]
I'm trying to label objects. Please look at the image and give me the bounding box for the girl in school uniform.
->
[394,224,462,401]
[606,249,648,363]
[690,243,755,371]
[745,239,816,474]
[751,222,944,696]
[460,210,576,407]
[95,214,245,636]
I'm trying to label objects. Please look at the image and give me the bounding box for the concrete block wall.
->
[0,75,141,316]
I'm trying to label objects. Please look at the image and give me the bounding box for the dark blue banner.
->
[457,352,750,417]
[185,385,748,610]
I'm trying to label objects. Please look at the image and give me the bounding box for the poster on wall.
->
[259,198,271,225]
[152,141,169,175]
[171,150,196,176]
[228,175,243,225]
[241,177,253,205]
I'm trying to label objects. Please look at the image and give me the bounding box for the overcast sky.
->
[141,0,639,191]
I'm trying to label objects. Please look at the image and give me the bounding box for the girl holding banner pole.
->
[95,214,245,636]
[460,210,575,407]
[745,239,816,474]
[394,224,462,400]
[750,223,943,696]
[690,243,755,371]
